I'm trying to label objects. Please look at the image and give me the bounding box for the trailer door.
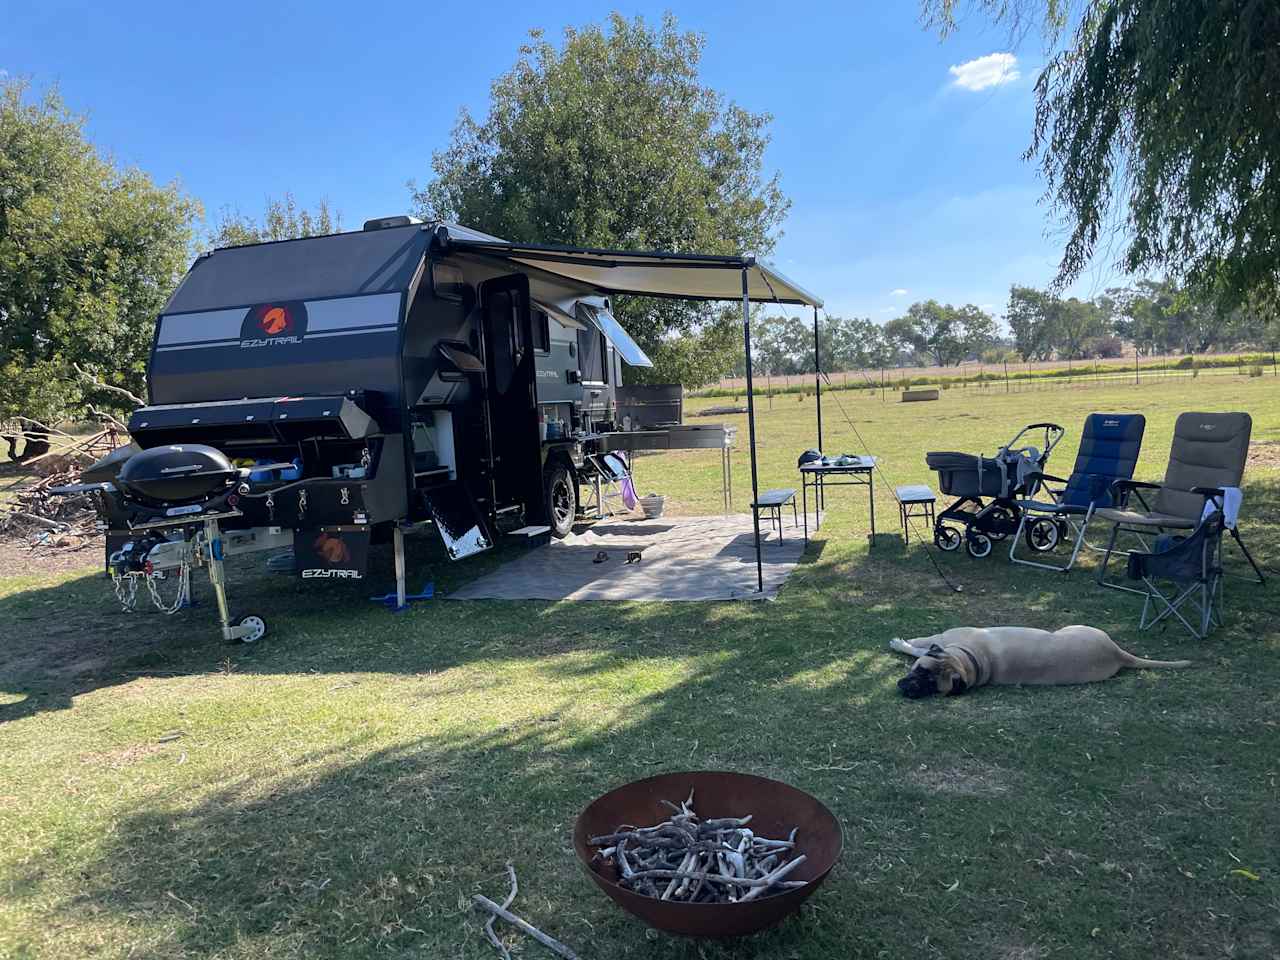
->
[479,274,541,517]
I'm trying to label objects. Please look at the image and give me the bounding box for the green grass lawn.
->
[2,376,1279,959]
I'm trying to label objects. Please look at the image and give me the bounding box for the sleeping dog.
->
[892,625,1191,698]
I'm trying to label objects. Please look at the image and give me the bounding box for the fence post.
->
[881,366,885,403]
[1004,359,1009,393]
[1135,351,1139,385]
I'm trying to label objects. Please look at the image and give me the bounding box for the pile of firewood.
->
[0,471,100,547]
[0,426,124,549]
[589,791,807,904]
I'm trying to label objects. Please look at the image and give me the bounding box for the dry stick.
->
[738,855,810,902]
[622,856,808,890]
[472,895,580,960]
[482,864,519,960]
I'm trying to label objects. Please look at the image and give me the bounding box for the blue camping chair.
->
[1009,413,1146,572]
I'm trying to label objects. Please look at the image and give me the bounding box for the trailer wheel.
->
[237,615,266,644]
[544,462,577,539]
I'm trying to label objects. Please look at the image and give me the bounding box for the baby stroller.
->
[925,422,1065,559]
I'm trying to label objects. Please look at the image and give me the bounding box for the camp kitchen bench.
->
[893,484,936,544]
[752,488,799,542]
[801,456,878,544]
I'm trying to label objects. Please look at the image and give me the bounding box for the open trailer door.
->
[478,274,543,520]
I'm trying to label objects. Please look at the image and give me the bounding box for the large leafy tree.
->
[415,13,790,386]
[1006,285,1058,361]
[0,79,199,443]
[888,301,996,366]
[925,1,1280,313]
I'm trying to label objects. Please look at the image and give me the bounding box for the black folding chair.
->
[1125,508,1224,640]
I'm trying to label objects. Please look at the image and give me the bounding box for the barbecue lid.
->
[117,444,239,505]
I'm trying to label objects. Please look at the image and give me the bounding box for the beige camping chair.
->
[1095,411,1263,592]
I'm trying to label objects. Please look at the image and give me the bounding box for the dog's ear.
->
[927,643,946,658]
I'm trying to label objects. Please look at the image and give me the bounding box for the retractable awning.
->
[443,232,822,308]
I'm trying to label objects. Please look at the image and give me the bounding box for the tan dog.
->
[892,625,1191,698]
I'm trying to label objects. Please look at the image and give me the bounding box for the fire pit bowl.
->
[573,771,842,938]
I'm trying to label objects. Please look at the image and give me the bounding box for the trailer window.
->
[577,329,608,383]
[532,309,550,353]
[432,262,467,301]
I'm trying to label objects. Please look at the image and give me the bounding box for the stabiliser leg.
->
[204,517,264,642]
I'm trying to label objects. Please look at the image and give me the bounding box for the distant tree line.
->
[736,279,1280,378]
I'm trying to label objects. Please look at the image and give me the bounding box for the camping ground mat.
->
[444,514,805,601]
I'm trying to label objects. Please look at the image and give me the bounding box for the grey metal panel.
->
[166,225,430,313]
[156,307,246,346]
[306,292,402,331]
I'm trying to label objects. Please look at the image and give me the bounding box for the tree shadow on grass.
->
[7,560,1279,959]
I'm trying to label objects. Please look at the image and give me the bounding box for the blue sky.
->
[0,0,1126,324]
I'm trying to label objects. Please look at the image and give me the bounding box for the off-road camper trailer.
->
[66,218,820,641]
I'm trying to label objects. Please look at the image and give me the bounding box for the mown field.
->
[2,376,1278,960]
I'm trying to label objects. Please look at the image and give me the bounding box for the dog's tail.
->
[1122,652,1193,669]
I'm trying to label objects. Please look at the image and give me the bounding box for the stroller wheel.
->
[1026,517,1060,552]
[987,506,1013,540]
[966,532,993,559]
[1055,518,1071,542]
[935,526,962,552]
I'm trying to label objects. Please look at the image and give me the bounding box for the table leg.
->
[869,471,876,539]
[802,477,808,545]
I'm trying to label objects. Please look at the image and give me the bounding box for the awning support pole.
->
[813,305,823,451]
[742,267,764,592]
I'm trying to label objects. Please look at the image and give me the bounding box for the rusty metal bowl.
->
[573,771,842,938]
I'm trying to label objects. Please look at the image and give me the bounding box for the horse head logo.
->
[259,306,291,336]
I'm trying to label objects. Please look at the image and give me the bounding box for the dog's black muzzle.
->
[897,667,938,699]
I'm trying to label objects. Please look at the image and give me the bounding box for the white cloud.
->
[889,288,909,297]
[949,53,1020,92]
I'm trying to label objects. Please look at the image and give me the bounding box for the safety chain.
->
[109,564,190,615]
[111,570,140,611]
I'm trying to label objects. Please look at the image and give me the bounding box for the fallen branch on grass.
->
[473,867,579,960]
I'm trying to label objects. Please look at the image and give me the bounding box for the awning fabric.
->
[444,233,822,307]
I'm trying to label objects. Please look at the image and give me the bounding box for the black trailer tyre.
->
[935,526,962,551]
[544,462,577,538]
[1026,517,1060,552]
[966,531,993,559]
[237,615,266,644]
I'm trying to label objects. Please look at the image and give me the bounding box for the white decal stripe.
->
[155,339,242,351]
[308,326,398,339]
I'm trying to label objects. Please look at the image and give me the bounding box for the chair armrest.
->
[1191,486,1225,499]
[1112,479,1162,492]
[1110,478,1160,509]
[1026,472,1069,486]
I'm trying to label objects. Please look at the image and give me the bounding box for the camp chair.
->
[1124,507,1225,639]
[1009,413,1146,572]
[1094,411,1264,592]
[580,452,635,519]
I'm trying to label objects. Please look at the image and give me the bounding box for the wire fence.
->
[699,351,1280,400]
